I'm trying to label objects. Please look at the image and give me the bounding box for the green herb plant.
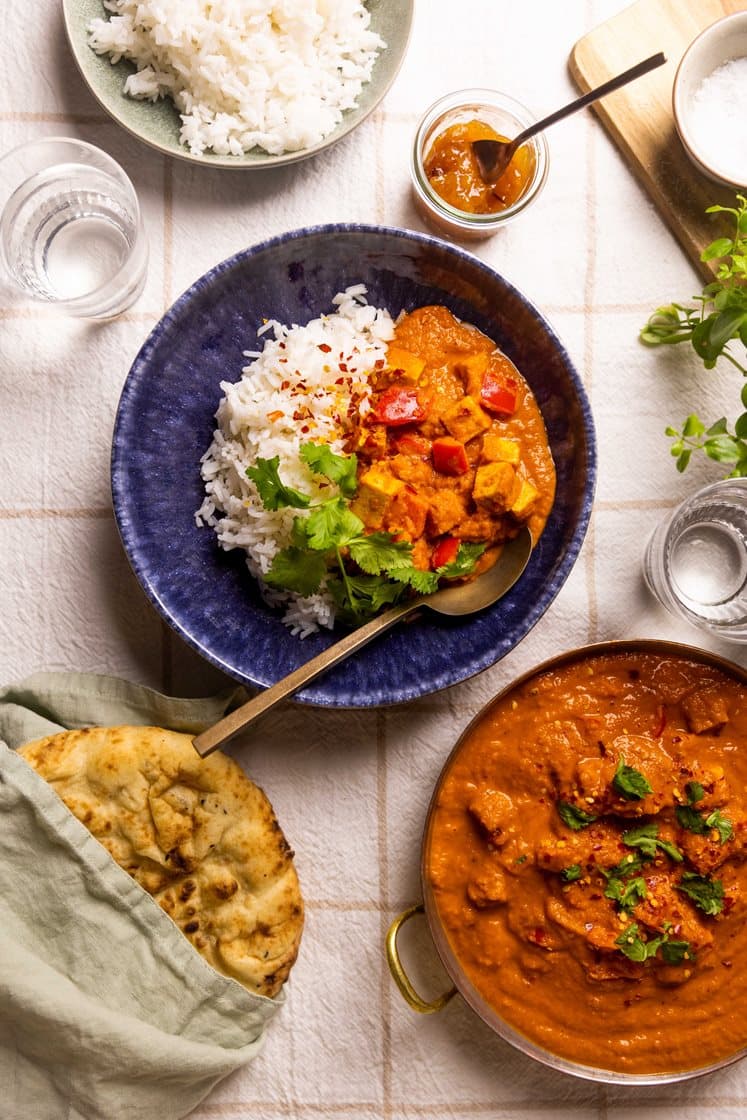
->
[640,194,747,474]
[246,443,484,625]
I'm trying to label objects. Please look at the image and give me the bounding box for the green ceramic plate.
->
[62,0,413,169]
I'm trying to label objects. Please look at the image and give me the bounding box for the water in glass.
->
[643,478,747,640]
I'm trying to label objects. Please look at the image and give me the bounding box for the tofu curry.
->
[426,648,747,1076]
[347,305,555,574]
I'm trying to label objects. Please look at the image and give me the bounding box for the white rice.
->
[195,286,395,636]
[88,0,385,156]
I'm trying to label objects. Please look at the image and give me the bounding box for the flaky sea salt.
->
[688,57,747,184]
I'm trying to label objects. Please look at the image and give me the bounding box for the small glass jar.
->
[410,88,549,241]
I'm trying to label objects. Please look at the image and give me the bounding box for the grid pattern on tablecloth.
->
[2,1,747,1118]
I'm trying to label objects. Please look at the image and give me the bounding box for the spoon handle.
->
[515,51,667,147]
[192,597,421,756]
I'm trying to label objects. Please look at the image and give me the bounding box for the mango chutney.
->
[424,119,537,214]
[411,90,549,240]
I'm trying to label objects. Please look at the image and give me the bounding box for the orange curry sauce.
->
[426,650,747,1076]
[424,119,536,213]
[347,305,555,574]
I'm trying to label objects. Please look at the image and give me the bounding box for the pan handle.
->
[385,903,456,1014]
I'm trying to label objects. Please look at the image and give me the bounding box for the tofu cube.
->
[352,466,404,528]
[443,395,492,443]
[481,434,521,465]
[473,461,520,512]
[510,479,539,518]
[385,347,426,385]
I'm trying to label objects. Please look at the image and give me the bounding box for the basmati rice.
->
[88,0,386,156]
[195,286,395,635]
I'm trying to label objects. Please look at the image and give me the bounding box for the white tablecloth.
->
[2,1,747,1117]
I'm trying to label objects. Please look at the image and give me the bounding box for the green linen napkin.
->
[0,671,285,1120]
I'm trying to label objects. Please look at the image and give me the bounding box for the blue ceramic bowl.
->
[111,224,596,707]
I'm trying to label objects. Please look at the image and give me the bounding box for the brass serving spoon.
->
[473,51,667,183]
[192,525,533,757]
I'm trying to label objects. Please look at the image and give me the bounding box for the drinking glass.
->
[642,478,747,641]
[0,137,148,319]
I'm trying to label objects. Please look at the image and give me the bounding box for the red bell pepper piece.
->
[432,536,460,569]
[432,436,469,475]
[371,386,426,426]
[480,371,518,416]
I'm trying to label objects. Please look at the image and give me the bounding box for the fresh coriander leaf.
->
[515,855,528,865]
[603,853,647,879]
[246,456,311,510]
[677,872,724,916]
[656,837,687,862]
[392,565,439,595]
[557,802,596,830]
[621,822,659,857]
[612,758,653,801]
[561,865,582,882]
[305,499,363,550]
[686,781,705,804]
[615,923,661,963]
[436,541,486,579]
[300,443,358,497]
[327,571,406,624]
[623,822,683,863]
[348,531,414,575]
[289,516,311,549]
[605,875,647,913]
[660,939,692,965]
[263,547,327,597]
[676,803,733,843]
[675,805,709,835]
[705,809,734,843]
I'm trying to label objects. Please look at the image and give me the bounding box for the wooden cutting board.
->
[569,0,744,283]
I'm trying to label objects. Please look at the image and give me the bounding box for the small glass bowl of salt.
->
[672,11,747,189]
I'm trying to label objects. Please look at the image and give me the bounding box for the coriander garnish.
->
[676,804,733,843]
[615,922,693,966]
[614,922,659,963]
[248,444,484,624]
[622,822,683,863]
[686,781,705,804]
[612,758,653,801]
[604,874,647,914]
[557,802,596,831]
[677,872,724,916]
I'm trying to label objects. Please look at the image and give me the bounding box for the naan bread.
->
[19,725,303,997]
